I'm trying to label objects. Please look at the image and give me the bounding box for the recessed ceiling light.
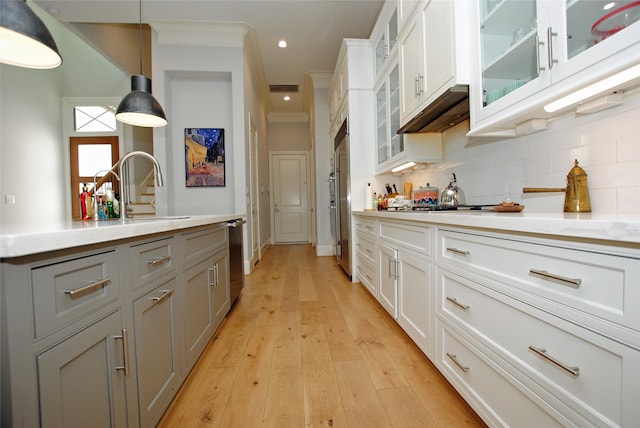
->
[603,2,616,10]
[278,40,288,48]
[283,96,291,101]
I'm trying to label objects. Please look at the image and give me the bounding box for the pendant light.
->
[0,0,62,69]
[115,0,167,127]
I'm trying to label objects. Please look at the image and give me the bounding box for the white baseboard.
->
[316,245,334,257]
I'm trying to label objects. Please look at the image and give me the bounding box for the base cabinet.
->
[1,221,235,428]
[377,243,398,318]
[37,310,128,428]
[353,213,640,427]
[182,246,230,372]
[368,219,433,356]
[133,280,179,428]
[397,249,431,357]
[436,319,566,428]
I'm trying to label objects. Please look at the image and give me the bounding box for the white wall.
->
[0,3,129,226]
[149,29,247,217]
[164,72,234,216]
[312,87,333,255]
[243,52,271,260]
[372,90,640,215]
[268,122,311,151]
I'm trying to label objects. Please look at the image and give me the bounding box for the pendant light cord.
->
[138,0,143,75]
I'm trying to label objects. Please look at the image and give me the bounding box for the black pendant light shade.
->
[116,75,168,127]
[0,0,62,69]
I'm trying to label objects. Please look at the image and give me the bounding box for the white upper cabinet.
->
[469,0,640,137]
[398,0,470,128]
[374,5,399,77]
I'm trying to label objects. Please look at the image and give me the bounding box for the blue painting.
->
[184,128,225,187]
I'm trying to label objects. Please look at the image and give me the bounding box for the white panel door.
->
[272,153,309,243]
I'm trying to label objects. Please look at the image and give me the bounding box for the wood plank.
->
[204,326,251,369]
[358,339,409,389]
[164,366,238,427]
[302,363,349,427]
[300,323,334,368]
[261,366,305,428]
[271,309,302,369]
[300,300,323,325]
[377,386,438,428]
[218,325,276,427]
[333,360,391,428]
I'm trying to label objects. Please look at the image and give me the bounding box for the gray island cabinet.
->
[0,216,240,427]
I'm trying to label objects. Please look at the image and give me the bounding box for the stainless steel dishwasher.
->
[227,219,245,306]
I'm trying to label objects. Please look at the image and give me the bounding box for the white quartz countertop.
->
[354,210,640,244]
[0,215,245,258]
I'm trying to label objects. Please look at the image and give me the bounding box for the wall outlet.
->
[5,195,16,204]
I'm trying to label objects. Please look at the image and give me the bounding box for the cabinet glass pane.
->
[389,9,398,52]
[376,35,386,74]
[566,0,640,59]
[376,85,389,165]
[389,65,403,157]
[480,0,539,106]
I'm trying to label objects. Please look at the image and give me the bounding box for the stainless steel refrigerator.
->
[334,118,351,277]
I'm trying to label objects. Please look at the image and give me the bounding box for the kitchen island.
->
[353,210,640,427]
[1,215,245,427]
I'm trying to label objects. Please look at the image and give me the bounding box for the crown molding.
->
[151,21,248,47]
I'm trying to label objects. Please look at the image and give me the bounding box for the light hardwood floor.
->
[158,244,486,428]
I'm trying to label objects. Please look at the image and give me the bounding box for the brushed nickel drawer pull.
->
[529,269,581,288]
[208,266,216,287]
[446,352,469,373]
[148,255,171,266]
[446,247,470,256]
[388,258,399,279]
[64,277,111,298]
[151,289,173,304]
[446,296,470,311]
[115,328,130,376]
[529,346,580,377]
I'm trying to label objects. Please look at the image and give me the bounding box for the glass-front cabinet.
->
[470,0,640,136]
[479,0,544,108]
[375,8,399,76]
[376,64,403,168]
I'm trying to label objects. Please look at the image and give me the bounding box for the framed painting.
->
[184,128,225,187]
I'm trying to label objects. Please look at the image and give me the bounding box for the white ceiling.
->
[34,0,384,114]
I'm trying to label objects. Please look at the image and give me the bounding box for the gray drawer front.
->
[31,249,120,338]
[182,226,227,267]
[130,237,176,290]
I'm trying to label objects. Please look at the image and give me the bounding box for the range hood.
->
[397,85,469,133]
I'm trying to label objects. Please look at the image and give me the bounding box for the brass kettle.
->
[564,159,591,213]
[522,159,591,212]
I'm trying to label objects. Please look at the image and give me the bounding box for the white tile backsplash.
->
[374,90,640,215]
